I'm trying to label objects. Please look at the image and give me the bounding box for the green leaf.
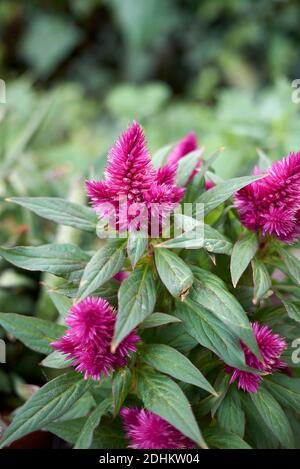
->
[0,372,91,448]
[154,248,193,298]
[202,224,233,255]
[195,174,265,215]
[184,148,223,202]
[48,291,72,319]
[141,343,216,395]
[252,259,272,304]
[278,248,300,284]
[0,244,90,276]
[74,398,112,449]
[242,394,279,449]
[264,375,300,413]
[190,266,259,357]
[77,241,126,302]
[250,386,294,448]
[279,297,300,323]
[7,197,98,232]
[46,417,86,445]
[176,149,204,186]
[141,312,181,328]
[151,143,172,168]
[217,386,245,437]
[0,313,66,354]
[112,368,132,416]
[176,299,249,370]
[112,266,156,350]
[159,223,232,255]
[230,232,258,287]
[127,230,147,267]
[137,368,206,448]
[203,427,251,449]
[41,350,72,369]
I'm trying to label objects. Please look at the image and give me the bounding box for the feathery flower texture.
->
[52,297,139,380]
[121,407,194,449]
[86,122,184,233]
[164,131,214,188]
[226,322,287,393]
[235,152,300,242]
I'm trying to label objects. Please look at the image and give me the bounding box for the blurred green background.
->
[0,0,300,417]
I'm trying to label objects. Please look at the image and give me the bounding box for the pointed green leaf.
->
[112,368,132,416]
[264,375,300,413]
[176,299,249,370]
[7,197,98,232]
[203,427,251,449]
[159,223,232,255]
[154,248,193,298]
[141,312,181,328]
[141,343,216,395]
[74,398,112,449]
[48,291,72,319]
[217,386,245,437]
[41,350,73,369]
[230,232,258,287]
[0,372,91,448]
[252,258,272,304]
[127,230,147,267]
[137,368,206,448]
[190,266,260,357]
[278,248,300,284]
[0,244,90,276]
[279,297,300,323]
[77,241,126,302]
[112,266,156,350]
[0,313,66,354]
[176,148,204,186]
[250,386,294,448]
[195,174,266,215]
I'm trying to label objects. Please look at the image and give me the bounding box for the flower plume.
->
[226,322,287,393]
[86,121,184,232]
[235,152,300,242]
[52,297,139,380]
[121,407,194,449]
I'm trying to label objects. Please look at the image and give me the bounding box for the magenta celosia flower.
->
[86,122,184,233]
[167,132,198,166]
[164,131,214,188]
[113,271,130,282]
[52,297,139,380]
[226,322,287,393]
[235,152,300,242]
[120,408,195,449]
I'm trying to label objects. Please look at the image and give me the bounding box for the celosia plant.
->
[0,122,299,449]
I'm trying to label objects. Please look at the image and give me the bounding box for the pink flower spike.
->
[235,151,300,242]
[225,322,287,393]
[52,297,139,380]
[121,408,195,449]
[86,121,185,233]
[167,132,198,166]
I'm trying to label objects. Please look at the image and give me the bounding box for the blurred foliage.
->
[1,0,300,94]
[0,0,300,423]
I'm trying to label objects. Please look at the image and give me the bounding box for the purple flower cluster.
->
[235,152,300,242]
[226,322,287,393]
[86,122,184,233]
[120,407,194,449]
[52,297,139,380]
